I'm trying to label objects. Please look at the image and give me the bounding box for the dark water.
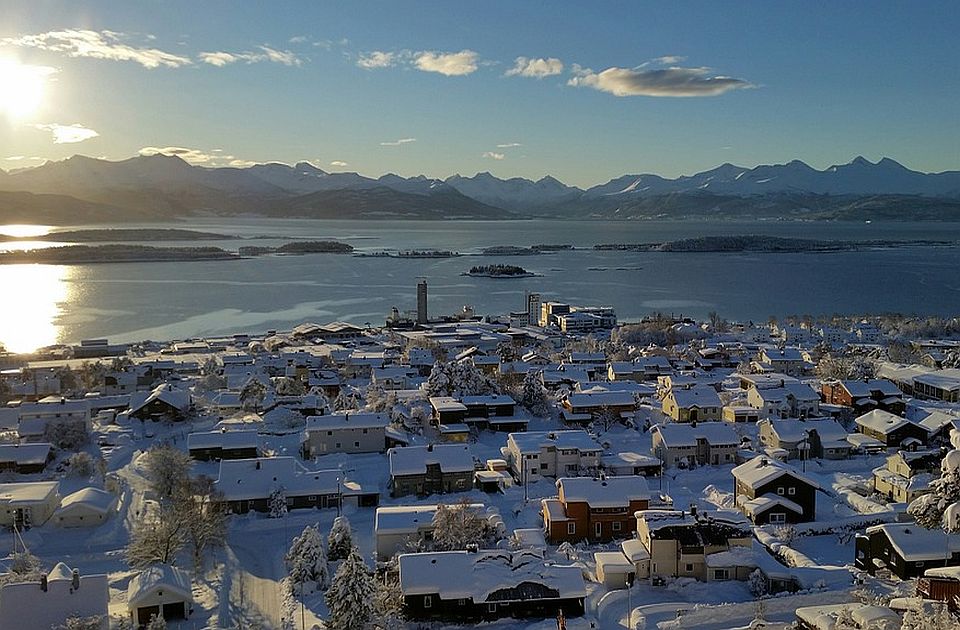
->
[2,218,959,351]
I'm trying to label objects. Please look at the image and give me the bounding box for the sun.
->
[0,59,55,121]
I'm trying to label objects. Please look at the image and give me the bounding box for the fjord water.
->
[3,218,960,352]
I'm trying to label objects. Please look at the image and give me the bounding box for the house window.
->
[335,443,341,449]
[777,487,784,495]
[916,562,924,567]
[308,495,317,501]
[725,454,731,461]
[362,429,368,434]
[685,563,694,572]
[456,479,466,489]
[714,569,729,580]
[424,595,432,609]
[458,599,465,606]
[327,431,333,436]
[488,603,497,613]
[540,463,548,470]
[612,521,622,532]
[769,513,786,524]
[567,522,576,534]
[787,487,796,496]
[354,441,360,448]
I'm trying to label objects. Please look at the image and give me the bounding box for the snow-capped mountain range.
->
[1,154,958,223]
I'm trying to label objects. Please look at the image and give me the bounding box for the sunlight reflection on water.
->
[0,264,70,353]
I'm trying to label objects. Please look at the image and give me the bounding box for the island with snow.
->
[463,264,537,278]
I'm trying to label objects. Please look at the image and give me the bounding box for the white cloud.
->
[330,160,349,167]
[4,155,25,161]
[505,56,563,78]
[567,63,752,97]
[289,35,308,44]
[482,151,505,160]
[198,46,302,67]
[356,51,397,69]
[138,145,254,167]
[653,55,685,65]
[414,50,478,76]
[32,123,99,144]
[379,137,416,147]
[1,29,192,68]
[496,142,522,149]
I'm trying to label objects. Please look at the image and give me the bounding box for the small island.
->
[354,249,459,258]
[0,244,239,264]
[0,228,234,242]
[239,241,355,256]
[463,264,537,278]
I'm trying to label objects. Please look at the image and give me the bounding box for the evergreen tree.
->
[285,523,328,592]
[908,437,960,531]
[269,488,288,519]
[327,515,354,561]
[519,370,550,417]
[325,547,376,630]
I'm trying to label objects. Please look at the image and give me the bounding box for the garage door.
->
[163,601,186,620]
[137,605,160,626]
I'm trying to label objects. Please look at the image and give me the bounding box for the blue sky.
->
[0,1,957,187]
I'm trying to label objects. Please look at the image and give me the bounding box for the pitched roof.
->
[557,476,649,508]
[732,455,819,491]
[653,422,739,448]
[855,409,917,435]
[388,444,475,476]
[127,564,192,608]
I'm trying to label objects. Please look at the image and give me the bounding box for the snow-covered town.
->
[2,292,960,630]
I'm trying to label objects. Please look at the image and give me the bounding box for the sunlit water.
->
[2,218,960,353]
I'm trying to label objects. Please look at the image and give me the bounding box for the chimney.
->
[427,443,434,452]
[690,505,698,518]
[40,575,47,592]
[255,460,261,470]
[72,569,80,591]
[759,458,768,467]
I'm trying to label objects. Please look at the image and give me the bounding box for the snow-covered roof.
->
[0,443,51,466]
[508,430,600,454]
[668,386,722,409]
[704,545,757,568]
[304,412,388,431]
[429,396,468,412]
[398,549,586,602]
[187,428,259,450]
[127,564,193,608]
[855,409,915,434]
[511,528,547,550]
[565,390,636,408]
[388,444,475,476]
[740,495,803,516]
[924,566,960,580]
[557,476,650,508]
[918,410,958,433]
[129,383,190,414]
[57,487,117,515]
[213,457,340,501]
[602,451,661,469]
[653,422,739,448]
[732,455,819,491]
[865,523,960,561]
[375,504,484,534]
[0,481,59,505]
[841,379,902,398]
[594,551,634,573]
[764,418,849,444]
[621,538,650,562]
[460,394,516,407]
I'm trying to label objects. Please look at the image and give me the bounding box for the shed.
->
[127,564,193,626]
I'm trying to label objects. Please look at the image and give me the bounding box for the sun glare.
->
[0,224,52,238]
[0,60,54,121]
[0,264,69,354]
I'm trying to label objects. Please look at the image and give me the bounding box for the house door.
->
[689,409,699,422]
[595,522,602,538]
[163,602,186,620]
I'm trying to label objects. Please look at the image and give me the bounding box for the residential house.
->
[661,386,722,423]
[429,397,468,425]
[722,406,760,423]
[127,564,193,627]
[732,456,820,524]
[757,418,850,460]
[651,422,740,468]
[187,428,259,461]
[854,409,929,447]
[15,397,90,443]
[917,566,960,611]
[0,443,52,473]
[821,379,905,416]
[541,476,650,543]
[128,384,191,421]
[371,366,420,390]
[53,487,117,528]
[301,412,389,457]
[635,509,753,582]
[460,395,526,432]
[213,457,346,514]
[388,444,476,498]
[872,449,943,504]
[561,390,637,425]
[374,504,503,560]
[503,430,601,482]
[0,563,108,630]
[398,549,586,622]
[601,452,662,477]
[0,481,61,528]
[756,347,810,376]
[856,523,960,580]
[747,383,821,420]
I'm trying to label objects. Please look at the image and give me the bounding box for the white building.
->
[301,412,389,457]
[0,563,108,630]
[0,481,61,528]
[504,430,602,481]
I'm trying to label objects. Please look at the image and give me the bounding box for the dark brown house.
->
[856,523,960,580]
[187,429,259,461]
[854,409,929,447]
[398,549,586,622]
[732,456,819,524]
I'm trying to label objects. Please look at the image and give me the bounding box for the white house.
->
[301,412,389,457]
[127,564,193,626]
[53,487,118,528]
[0,480,61,528]
[651,423,740,468]
[0,563,108,630]
[504,430,602,481]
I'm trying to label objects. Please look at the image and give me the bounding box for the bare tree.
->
[143,444,192,501]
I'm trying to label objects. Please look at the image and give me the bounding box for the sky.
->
[0,1,957,188]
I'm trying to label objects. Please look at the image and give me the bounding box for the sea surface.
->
[2,218,960,353]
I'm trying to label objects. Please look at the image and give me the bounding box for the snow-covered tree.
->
[747,569,768,598]
[176,476,226,569]
[327,516,354,561]
[519,370,550,417]
[432,500,500,551]
[240,378,267,412]
[333,387,361,411]
[424,359,498,398]
[67,452,94,477]
[901,603,960,630]
[56,616,105,630]
[424,361,453,397]
[371,576,405,630]
[145,614,167,630]
[324,547,376,630]
[285,523,328,592]
[365,383,398,413]
[126,517,186,568]
[273,376,305,396]
[143,444,192,501]
[908,439,960,531]
[269,488,288,519]
[0,551,43,587]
